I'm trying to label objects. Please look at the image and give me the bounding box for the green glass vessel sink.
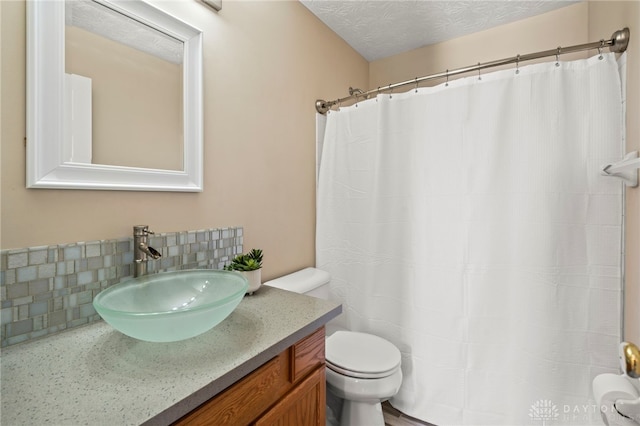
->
[93,269,248,342]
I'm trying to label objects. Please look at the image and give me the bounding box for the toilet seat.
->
[326,331,401,379]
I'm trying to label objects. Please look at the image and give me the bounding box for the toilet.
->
[264,267,403,426]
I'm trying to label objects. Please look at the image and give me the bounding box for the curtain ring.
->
[414,77,419,93]
[515,54,520,75]
[445,69,449,87]
[388,84,393,99]
[555,47,561,67]
[598,39,605,60]
[477,63,482,80]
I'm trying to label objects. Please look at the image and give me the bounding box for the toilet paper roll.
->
[593,373,640,426]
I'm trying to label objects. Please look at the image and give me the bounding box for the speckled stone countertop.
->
[1,286,341,425]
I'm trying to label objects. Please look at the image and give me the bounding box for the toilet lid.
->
[325,331,401,378]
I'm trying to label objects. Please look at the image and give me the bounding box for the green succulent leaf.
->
[223,248,263,271]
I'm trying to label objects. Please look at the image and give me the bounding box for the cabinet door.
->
[174,351,291,426]
[292,327,325,383]
[254,367,326,426]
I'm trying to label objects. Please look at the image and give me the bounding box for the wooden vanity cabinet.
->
[174,326,326,426]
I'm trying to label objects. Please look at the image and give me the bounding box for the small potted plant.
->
[224,249,263,294]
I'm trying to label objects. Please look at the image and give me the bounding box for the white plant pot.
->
[240,269,262,295]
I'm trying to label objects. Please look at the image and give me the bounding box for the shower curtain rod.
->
[315,28,630,114]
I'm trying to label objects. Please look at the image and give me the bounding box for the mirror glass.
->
[65,0,184,170]
[27,0,203,191]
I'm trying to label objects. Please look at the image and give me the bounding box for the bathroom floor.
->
[383,402,435,426]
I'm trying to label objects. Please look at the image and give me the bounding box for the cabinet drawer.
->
[174,350,291,426]
[291,327,325,383]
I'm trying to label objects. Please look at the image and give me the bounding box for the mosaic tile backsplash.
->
[0,227,243,347]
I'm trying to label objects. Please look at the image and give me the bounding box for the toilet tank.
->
[263,267,331,299]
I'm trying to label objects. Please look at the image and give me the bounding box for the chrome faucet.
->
[133,225,161,277]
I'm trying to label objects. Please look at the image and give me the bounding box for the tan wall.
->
[370,1,640,343]
[0,0,369,281]
[66,26,183,170]
[370,3,590,89]
[2,0,637,341]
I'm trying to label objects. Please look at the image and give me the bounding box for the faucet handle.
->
[133,225,154,236]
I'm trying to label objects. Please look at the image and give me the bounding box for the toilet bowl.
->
[325,330,403,426]
[264,268,403,426]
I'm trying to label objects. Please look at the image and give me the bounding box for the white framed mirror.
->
[27,0,203,191]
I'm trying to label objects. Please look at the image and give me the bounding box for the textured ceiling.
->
[66,0,183,65]
[301,0,579,61]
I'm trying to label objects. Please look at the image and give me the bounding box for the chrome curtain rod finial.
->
[611,28,630,53]
[316,99,331,114]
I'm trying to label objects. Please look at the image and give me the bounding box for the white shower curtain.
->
[316,53,625,425]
